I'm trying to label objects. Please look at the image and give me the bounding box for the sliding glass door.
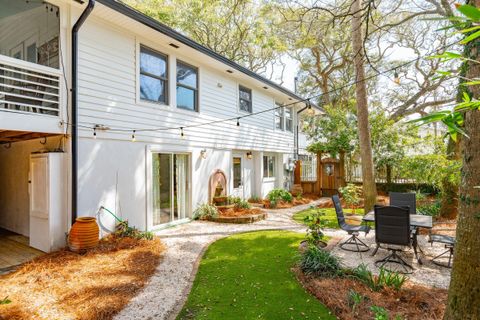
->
[152,153,190,227]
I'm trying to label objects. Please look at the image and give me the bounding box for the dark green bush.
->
[351,264,407,291]
[418,200,441,217]
[300,245,341,277]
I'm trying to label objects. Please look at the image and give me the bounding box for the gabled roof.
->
[96,0,313,105]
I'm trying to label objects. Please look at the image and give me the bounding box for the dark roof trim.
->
[96,0,312,104]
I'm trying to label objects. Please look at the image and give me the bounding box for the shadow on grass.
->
[177,230,334,320]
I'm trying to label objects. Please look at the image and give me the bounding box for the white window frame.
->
[238,85,253,113]
[274,102,284,131]
[285,106,293,133]
[138,44,169,105]
[263,154,276,180]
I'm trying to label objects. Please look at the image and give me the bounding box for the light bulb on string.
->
[394,70,400,85]
[131,130,136,142]
[180,127,185,139]
[93,127,97,139]
[306,99,315,116]
[237,118,240,126]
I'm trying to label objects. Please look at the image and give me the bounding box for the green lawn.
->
[177,231,334,320]
[292,207,364,229]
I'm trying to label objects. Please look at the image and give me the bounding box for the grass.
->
[177,231,334,320]
[293,207,365,229]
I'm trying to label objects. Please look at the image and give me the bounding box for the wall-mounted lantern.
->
[200,149,207,159]
[246,151,253,160]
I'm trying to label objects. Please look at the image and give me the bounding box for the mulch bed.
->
[0,235,165,320]
[294,268,447,320]
[217,207,263,217]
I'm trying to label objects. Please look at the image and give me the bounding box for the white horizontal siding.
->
[77,16,295,153]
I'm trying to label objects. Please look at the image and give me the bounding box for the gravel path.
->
[114,200,324,320]
[115,200,452,320]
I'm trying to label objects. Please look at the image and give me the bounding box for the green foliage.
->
[396,154,461,192]
[178,231,334,319]
[192,203,219,220]
[418,200,441,217]
[339,184,362,211]
[293,207,364,229]
[233,199,251,210]
[300,245,341,277]
[371,306,389,320]
[248,195,262,203]
[0,296,11,305]
[411,5,480,140]
[303,208,328,244]
[267,188,293,207]
[351,264,407,292]
[347,290,364,314]
[115,221,154,240]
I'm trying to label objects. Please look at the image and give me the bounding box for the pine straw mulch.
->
[294,268,447,320]
[0,235,165,320]
[218,207,264,217]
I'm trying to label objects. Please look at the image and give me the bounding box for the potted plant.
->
[300,208,328,251]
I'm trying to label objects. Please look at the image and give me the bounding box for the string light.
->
[58,40,457,137]
[394,69,400,85]
[131,130,136,142]
[237,118,240,126]
[93,127,97,139]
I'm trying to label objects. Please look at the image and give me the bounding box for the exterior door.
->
[151,152,190,227]
[232,154,244,198]
[29,154,49,252]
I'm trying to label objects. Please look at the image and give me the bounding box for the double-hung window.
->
[275,103,284,130]
[285,107,293,132]
[176,61,198,111]
[139,46,168,104]
[263,155,275,178]
[239,85,252,113]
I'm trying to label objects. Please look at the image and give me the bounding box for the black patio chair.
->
[374,205,414,273]
[332,195,370,252]
[389,192,416,214]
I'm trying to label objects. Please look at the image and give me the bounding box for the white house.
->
[0,0,316,253]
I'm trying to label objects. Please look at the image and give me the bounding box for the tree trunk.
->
[439,137,460,220]
[444,1,480,317]
[350,0,377,212]
[339,151,346,187]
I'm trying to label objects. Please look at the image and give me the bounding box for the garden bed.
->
[207,207,267,224]
[294,268,447,320]
[261,193,320,209]
[0,235,164,320]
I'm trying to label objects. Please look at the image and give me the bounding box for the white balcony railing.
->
[0,54,62,117]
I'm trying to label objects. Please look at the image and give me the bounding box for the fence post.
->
[294,160,301,184]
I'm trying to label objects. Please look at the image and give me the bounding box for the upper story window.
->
[285,107,293,132]
[176,61,198,111]
[275,103,284,130]
[239,85,252,113]
[139,45,168,104]
[263,155,275,178]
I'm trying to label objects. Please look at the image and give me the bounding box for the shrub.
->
[234,199,251,210]
[300,245,341,277]
[115,220,155,240]
[351,264,407,291]
[418,200,441,217]
[338,183,362,213]
[303,208,328,244]
[267,189,293,207]
[193,203,219,220]
[371,306,389,320]
[347,290,364,314]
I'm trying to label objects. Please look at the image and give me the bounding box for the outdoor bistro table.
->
[363,212,433,264]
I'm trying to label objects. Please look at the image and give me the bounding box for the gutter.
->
[71,0,95,225]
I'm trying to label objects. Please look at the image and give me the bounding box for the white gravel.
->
[114,200,322,320]
[114,200,452,320]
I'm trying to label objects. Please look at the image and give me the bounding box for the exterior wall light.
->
[200,149,207,159]
[246,151,253,160]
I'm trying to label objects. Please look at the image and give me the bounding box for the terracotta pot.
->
[68,217,99,252]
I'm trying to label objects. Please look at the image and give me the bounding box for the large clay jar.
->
[68,217,100,252]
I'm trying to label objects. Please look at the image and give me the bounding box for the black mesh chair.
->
[389,192,416,214]
[374,205,414,273]
[332,195,370,252]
